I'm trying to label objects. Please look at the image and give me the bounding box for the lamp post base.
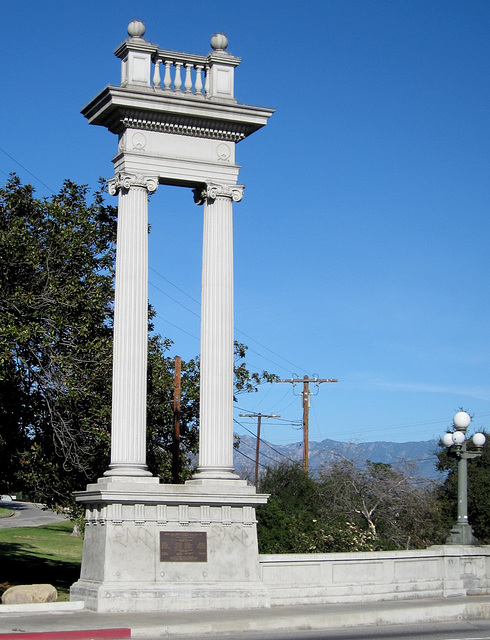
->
[446,522,480,545]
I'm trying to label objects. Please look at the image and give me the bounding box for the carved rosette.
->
[108,173,159,195]
[193,183,244,205]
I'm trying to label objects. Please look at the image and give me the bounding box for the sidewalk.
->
[1,596,490,639]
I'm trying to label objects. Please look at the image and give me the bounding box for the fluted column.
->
[105,173,158,477]
[193,183,244,480]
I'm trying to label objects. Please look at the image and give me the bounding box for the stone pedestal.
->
[70,479,269,612]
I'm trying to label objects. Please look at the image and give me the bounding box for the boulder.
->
[1,584,58,604]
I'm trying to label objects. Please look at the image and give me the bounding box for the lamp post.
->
[443,411,486,545]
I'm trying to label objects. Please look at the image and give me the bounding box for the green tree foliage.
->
[257,459,446,553]
[0,176,275,512]
[257,462,382,553]
[233,341,277,399]
[146,335,200,483]
[436,429,490,544]
[0,176,116,503]
[319,459,446,549]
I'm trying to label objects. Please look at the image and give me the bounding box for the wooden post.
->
[276,377,338,475]
[172,355,182,483]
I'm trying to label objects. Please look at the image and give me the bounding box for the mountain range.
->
[234,435,444,482]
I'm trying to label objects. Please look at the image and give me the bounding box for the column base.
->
[446,522,480,545]
[71,479,269,612]
[191,466,242,482]
[103,463,153,477]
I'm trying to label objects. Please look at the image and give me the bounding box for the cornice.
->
[119,110,249,142]
[82,86,274,142]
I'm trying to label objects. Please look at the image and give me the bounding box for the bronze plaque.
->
[160,531,207,563]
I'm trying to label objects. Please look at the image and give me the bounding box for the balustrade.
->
[116,25,240,101]
[152,52,210,97]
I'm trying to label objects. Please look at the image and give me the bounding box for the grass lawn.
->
[0,507,13,518]
[0,521,82,601]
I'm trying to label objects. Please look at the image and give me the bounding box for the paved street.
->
[1,597,489,639]
[0,499,65,528]
[163,620,490,640]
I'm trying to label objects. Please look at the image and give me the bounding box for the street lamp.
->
[443,411,486,545]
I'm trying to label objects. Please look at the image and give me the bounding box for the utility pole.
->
[172,356,182,484]
[276,376,337,474]
[239,413,280,486]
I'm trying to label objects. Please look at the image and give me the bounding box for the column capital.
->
[193,183,244,205]
[108,173,159,196]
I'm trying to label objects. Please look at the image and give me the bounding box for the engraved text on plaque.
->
[160,531,207,562]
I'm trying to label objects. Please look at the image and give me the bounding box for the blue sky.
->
[2,1,490,445]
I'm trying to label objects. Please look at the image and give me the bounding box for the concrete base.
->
[446,522,480,545]
[70,476,270,612]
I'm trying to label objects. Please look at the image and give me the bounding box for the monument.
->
[70,21,274,612]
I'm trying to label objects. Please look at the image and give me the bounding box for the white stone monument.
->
[70,21,273,612]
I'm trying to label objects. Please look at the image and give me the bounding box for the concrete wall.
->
[260,545,490,605]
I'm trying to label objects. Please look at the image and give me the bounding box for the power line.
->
[149,281,200,319]
[149,264,309,375]
[233,418,296,463]
[150,266,200,306]
[0,147,55,194]
[152,311,199,342]
[235,446,267,469]
[235,326,309,376]
[237,433,281,465]
[276,376,338,475]
[239,413,281,485]
[234,404,301,427]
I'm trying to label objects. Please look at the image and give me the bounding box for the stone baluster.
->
[153,59,161,89]
[163,60,172,91]
[204,66,210,97]
[105,173,158,477]
[195,65,203,95]
[174,62,183,91]
[184,64,193,93]
[193,183,244,480]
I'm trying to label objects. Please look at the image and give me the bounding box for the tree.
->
[256,459,447,553]
[319,459,446,549]
[146,335,200,484]
[0,176,116,505]
[146,339,277,483]
[233,342,277,398]
[0,175,276,513]
[256,462,382,553]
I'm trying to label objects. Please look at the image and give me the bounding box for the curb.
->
[128,597,490,637]
[0,631,130,640]
[0,602,84,614]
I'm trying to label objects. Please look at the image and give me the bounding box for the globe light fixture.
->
[473,432,486,448]
[453,411,471,430]
[443,432,455,447]
[452,430,466,445]
[443,411,486,545]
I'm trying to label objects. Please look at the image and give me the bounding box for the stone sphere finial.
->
[128,20,145,38]
[210,33,228,51]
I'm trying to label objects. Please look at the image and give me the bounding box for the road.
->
[162,620,490,640]
[0,499,65,528]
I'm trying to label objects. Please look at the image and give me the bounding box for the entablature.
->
[82,86,274,142]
